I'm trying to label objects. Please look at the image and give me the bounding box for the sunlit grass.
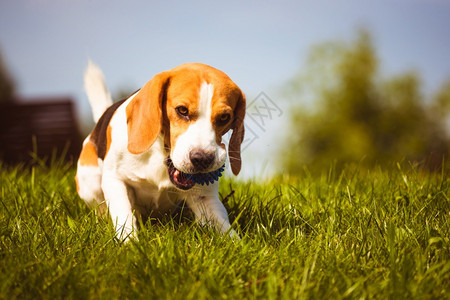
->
[0,160,449,299]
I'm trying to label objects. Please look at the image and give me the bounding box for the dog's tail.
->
[84,61,113,123]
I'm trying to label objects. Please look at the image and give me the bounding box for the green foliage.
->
[1,161,449,299]
[282,30,450,174]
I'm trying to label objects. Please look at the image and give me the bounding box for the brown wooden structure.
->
[0,98,82,164]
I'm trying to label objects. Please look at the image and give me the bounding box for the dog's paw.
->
[228,229,241,241]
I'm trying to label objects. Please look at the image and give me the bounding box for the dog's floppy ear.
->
[126,72,170,154]
[228,91,246,175]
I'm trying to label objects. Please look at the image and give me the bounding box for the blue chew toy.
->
[186,165,225,186]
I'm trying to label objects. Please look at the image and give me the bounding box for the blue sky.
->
[1,0,449,178]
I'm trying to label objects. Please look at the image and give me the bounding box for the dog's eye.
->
[217,113,231,125]
[176,106,189,117]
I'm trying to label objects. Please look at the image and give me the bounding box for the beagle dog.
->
[75,62,245,241]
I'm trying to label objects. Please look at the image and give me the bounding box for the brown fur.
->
[78,141,99,166]
[126,63,246,174]
[90,99,126,159]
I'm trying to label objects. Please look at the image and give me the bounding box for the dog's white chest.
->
[129,181,182,215]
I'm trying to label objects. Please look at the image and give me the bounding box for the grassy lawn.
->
[0,160,449,299]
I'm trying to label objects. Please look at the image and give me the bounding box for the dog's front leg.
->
[101,173,136,241]
[186,185,239,238]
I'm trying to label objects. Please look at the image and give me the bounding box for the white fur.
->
[76,136,105,209]
[171,82,227,173]
[84,61,113,122]
[76,68,237,241]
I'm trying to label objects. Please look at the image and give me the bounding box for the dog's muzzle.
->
[166,158,225,190]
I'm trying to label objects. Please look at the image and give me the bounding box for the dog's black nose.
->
[189,150,215,171]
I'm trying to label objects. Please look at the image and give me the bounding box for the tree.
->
[281,30,450,173]
[0,48,15,103]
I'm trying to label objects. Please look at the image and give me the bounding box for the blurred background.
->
[0,0,449,177]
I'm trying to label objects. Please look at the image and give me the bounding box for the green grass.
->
[0,160,449,299]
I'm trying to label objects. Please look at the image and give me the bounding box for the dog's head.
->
[126,63,245,189]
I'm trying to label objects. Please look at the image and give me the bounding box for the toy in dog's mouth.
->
[166,158,225,190]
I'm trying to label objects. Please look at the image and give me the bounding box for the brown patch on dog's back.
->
[79,141,99,166]
[106,124,113,158]
[90,99,126,160]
